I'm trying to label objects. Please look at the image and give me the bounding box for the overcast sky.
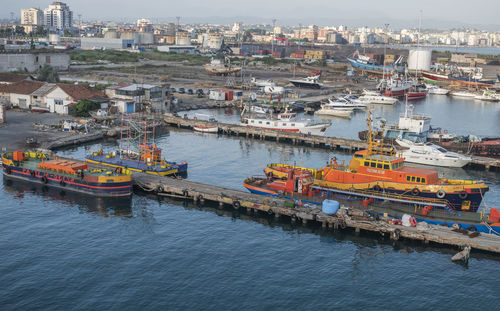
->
[4,0,500,29]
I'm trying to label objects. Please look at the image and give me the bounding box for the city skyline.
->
[3,0,500,30]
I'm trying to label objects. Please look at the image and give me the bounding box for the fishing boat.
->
[406,84,428,101]
[204,57,241,76]
[396,138,472,168]
[289,75,323,89]
[357,90,398,105]
[377,76,416,97]
[193,114,219,133]
[86,119,188,176]
[240,111,330,136]
[2,151,133,197]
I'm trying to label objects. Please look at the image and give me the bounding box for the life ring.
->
[373,185,381,191]
[156,185,164,193]
[411,188,420,196]
[182,189,189,197]
[467,225,477,232]
[233,200,241,210]
[436,189,446,199]
[458,191,468,199]
[41,176,48,184]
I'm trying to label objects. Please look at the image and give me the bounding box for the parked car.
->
[196,88,204,95]
[187,89,194,95]
[170,87,176,93]
[178,88,185,94]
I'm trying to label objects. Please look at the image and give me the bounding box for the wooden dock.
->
[163,115,500,171]
[132,172,500,255]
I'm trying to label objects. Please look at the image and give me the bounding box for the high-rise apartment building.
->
[21,8,44,26]
[44,2,73,30]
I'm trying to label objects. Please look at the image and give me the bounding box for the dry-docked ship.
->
[2,151,133,197]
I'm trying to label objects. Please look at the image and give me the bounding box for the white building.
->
[21,8,44,26]
[44,2,73,31]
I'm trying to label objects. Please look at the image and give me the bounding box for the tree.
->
[15,26,26,36]
[69,99,100,117]
[63,29,72,37]
[37,64,60,82]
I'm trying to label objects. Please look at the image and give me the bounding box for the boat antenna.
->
[367,106,374,155]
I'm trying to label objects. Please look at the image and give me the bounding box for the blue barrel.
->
[322,200,340,215]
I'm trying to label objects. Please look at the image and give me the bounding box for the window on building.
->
[55,100,63,105]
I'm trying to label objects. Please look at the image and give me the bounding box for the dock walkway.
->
[132,172,500,254]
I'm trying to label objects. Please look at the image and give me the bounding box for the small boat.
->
[427,127,456,141]
[426,84,449,95]
[451,90,477,98]
[474,90,499,102]
[357,90,398,105]
[249,105,271,114]
[328,96,366,110]
[240,110,330,136]
[396,138,472,168]
[2,151,133,197]
[31,106,50,113]
[193,125,219,133]
[289,74,323,89]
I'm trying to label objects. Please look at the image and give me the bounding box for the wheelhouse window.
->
[258,121,262,124]
[377,163,382,169]
[421,178,426,184]
[384,164,390,170]
[266,122,270,125]
[370,162,376,168]
[416,177,421,183]
[364,161,369,167]
[406,176,411,181]
[411,176,416,182]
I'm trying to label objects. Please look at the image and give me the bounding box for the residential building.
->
[105,83,170,113]
[44,1,73,30]
[21,8,44,26]
[45,84,105,114]
[0,80,46,109]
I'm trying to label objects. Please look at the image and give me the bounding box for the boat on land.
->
[2,151,133,197]
[240,109,330,136]
[289,74,323,89]
[204,57,241,76]
[347,52,405,73]
[86,119,188,176]
[377,76,416,97]
[396,138,472,168]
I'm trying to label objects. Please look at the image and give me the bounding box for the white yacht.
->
[241,111,330,136]
[289,75,323,89]
[474,90,499,102]
[426,84,450,95]
[396,138,472,168]
[315,104,353,118]
[250,105,271,114]
[326,96,365,110]
[451,90,477,98]
[357,89,399,105]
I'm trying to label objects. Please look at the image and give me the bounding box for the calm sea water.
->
[1,96,500,309]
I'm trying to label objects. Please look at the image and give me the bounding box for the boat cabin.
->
[139,143,162,163]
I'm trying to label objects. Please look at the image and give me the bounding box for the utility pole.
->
[298,23,302,45]
[176,16,180,32]
[271,19,277,55]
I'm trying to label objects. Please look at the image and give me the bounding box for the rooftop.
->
[0,80,46,95]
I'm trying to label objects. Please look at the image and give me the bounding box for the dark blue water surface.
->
[1,95,500,310]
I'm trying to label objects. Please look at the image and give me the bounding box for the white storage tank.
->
[408,49,431,71]
[48,33,60,44]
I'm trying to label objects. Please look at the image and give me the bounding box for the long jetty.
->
[163,115,500,172]
[132,171,500,255]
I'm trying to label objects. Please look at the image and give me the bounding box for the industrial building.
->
[80,37,135,50]
[0,52,70,72]
[157,45,197,54]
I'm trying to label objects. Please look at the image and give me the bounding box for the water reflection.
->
[2,177,132,218]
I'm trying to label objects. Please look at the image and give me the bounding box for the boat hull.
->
[194,126,219,133]
[2,164,132,197]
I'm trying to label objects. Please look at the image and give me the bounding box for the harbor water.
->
[1,95,500,309]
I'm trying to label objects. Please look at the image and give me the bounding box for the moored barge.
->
[2,151,132,197]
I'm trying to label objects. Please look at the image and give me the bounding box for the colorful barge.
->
[2,151,133,197]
